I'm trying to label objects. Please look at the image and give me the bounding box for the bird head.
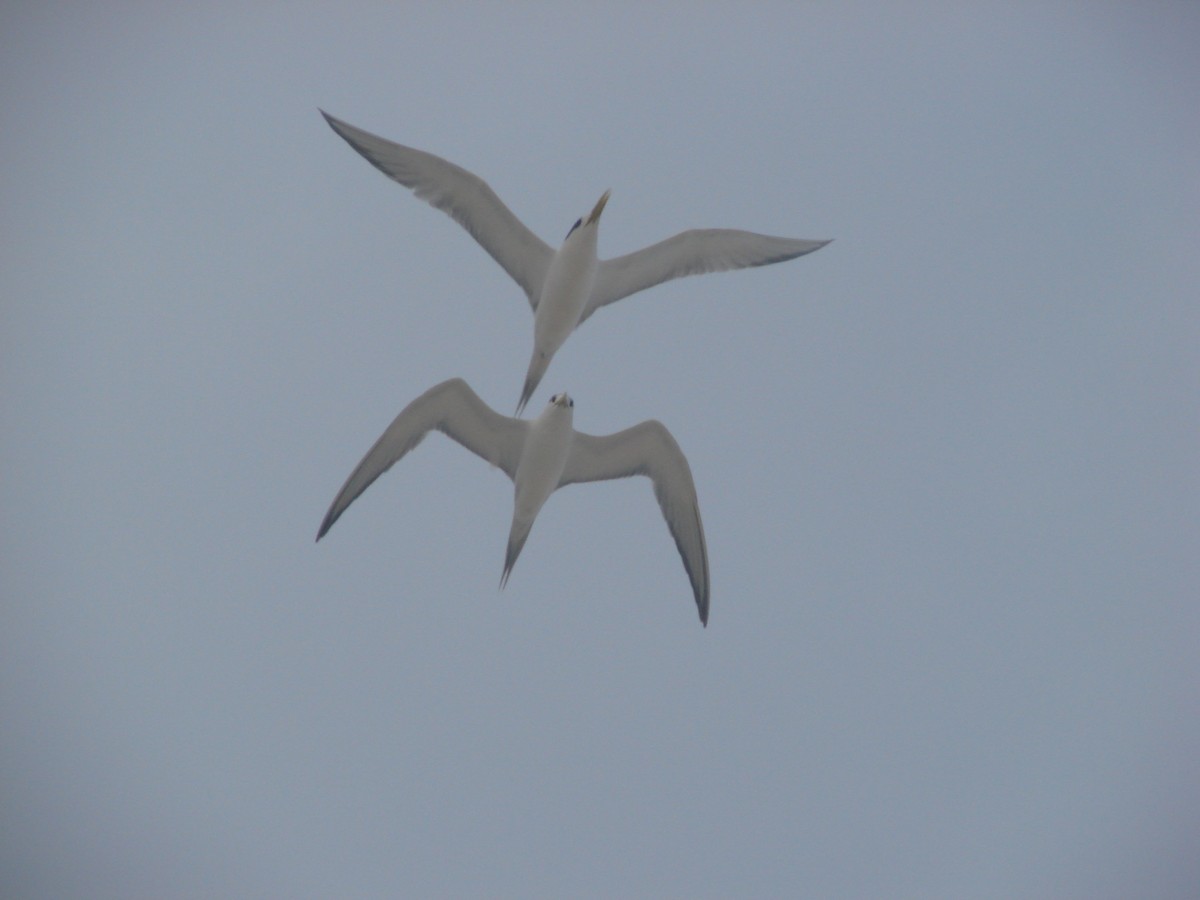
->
[586,189,610,225]
[564,190,610,240]
[549,392,574,411]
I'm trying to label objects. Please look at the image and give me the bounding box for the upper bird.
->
[316,379,710,625]
[320,110,832,413]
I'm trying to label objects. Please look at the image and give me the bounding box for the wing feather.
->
[317,379,527,540]
[560,421,710,625]
[586,229,830,320]
[321,111,553,309]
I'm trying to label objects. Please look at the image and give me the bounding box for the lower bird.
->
[316,379,710,625]
[321,110,830,413]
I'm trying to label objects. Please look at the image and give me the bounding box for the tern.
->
[316,379,710,625]
[320,110,831,413]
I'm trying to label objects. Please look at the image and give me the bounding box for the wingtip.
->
[319,109,349,136]
[315,507,339,542]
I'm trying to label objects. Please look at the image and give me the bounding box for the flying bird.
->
[320,110,831,413]
[316,379,710,625]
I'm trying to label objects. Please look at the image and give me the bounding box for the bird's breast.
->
[536,239,599,340]
[513,414,574,520]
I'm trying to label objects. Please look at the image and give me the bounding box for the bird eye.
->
[569,398,574,407]
[566,218,581,239]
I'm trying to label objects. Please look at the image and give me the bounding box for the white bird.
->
[320,110,831,413]
[316,379,710,625]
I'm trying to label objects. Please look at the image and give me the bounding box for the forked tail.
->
[500,515,535,590]
[515,349,552,416]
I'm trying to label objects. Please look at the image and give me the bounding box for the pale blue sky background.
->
[2,3,1197,897]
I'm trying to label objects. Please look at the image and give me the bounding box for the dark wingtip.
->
[315,508,338,542]
[319,109,349,137]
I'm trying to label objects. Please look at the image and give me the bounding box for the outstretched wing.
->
[317,379,528,540]
[560,421,710,625]
[321,110,554,310]
[585,230,830,321]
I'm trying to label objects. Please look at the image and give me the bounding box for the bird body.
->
[505,393,575,585]
[317,379,710,625]
[521,192,607,412]
[320,111,829,413]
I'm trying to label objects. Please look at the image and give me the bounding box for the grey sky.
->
[2,3,1197,898]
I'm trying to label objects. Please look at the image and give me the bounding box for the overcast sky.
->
[2,3,1197,898]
